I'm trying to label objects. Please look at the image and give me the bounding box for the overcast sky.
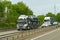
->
[10,0,60,16]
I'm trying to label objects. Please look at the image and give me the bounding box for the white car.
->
[53,22,58,25]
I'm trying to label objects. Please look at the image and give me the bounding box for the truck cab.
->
[17,15,29,30]
[41,17,54,28]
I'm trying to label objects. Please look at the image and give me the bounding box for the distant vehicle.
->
[41,17,54,27]
[17,15,39,30]
[53,22,58,25]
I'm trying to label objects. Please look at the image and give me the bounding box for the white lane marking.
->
[31,28,60,40]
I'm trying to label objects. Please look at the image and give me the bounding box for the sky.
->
[10,0,60,16]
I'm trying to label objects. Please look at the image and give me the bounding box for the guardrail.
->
[0,26,58,40]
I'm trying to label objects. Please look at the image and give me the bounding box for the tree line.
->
[0,0,60,29]
[0,0,33,29]
[37,12,60,25]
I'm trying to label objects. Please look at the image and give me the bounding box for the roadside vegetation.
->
[0,0,33,29]
[0,0,60,29]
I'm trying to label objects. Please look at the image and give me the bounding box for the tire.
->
[17,29,20,31]
[27,26,30,30]
[20,28,23,31]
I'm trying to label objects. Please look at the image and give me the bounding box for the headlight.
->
[24,24,28,27]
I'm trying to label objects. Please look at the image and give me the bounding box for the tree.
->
[6,2,33,23]
[15,2,33,15]
[0,2,5,17]
[46,12,55,17]
[0,1,33,28]
[56,13,60,22]
[37,15,45,25]
[46,12,56,21]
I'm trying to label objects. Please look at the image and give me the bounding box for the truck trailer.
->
[17,15,39,30]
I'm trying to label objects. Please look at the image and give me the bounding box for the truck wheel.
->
[27,27,30,30]
[17,29,20,31]
[20,28,22,31]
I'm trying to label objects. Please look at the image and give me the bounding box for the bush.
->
[0,22,16,29]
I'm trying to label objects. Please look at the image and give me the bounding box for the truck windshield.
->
[17,19,25,21]
[17,19,26,24]
[44,20,49,22]
[17,22,26,24]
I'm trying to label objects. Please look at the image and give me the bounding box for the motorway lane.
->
[0,30,19,36]
[31,28,60,40]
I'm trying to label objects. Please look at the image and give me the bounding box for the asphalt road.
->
[0,30,19,36]
[31,28,60,40]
